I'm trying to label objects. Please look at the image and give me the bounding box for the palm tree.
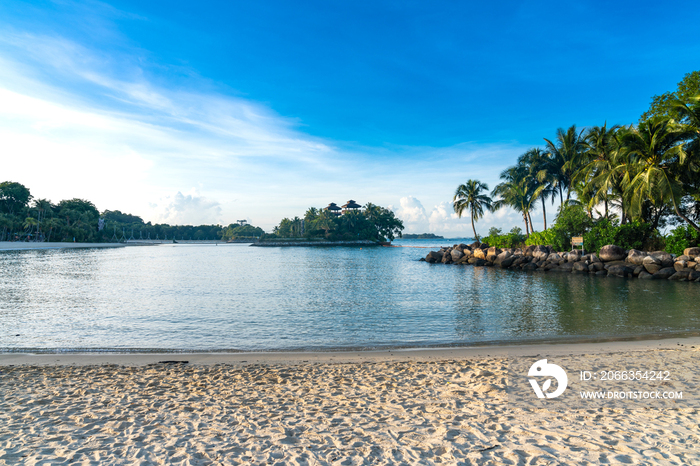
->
[491,178,537,236]
[453,180,492,241]
[619,117,700,232]
[576,123,624,220]
[518,148,555,230]
[543,125,586,206]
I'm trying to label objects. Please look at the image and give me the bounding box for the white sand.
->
[1,338,699,465]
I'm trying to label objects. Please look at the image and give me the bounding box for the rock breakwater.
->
[422,243,700,282]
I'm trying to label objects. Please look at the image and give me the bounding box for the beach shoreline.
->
[2,337,699,464]
[2,335,699,366]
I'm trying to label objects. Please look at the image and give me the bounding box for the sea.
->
[1,239,700,353]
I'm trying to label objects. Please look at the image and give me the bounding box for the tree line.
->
[271,203,404,242]
[453,71,700,254]
[0,182,262,242]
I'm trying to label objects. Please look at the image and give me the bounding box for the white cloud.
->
[156,190,222,225]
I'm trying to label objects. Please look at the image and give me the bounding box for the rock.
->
[674,261,688,272]
[546,253,561,262]
[677,255,691,262]
[573,262,588,273]
[638,271,654,279]
[607,265,634,278]
[462,249,473,259]
[633,266,644,277]
[599,245,627,262]
[486,247,502,262]
[441,252,452,263]
[557,262,575,272]
[688,261,697,269]
[595,270,608,276]
[532,245,550,261]
[684,247,700,258]
[425,251,442,263]
[480,243,490,249]
[419,257,426,261]
[627,249,647,266]
[522,262,538,271]
[473,248,486,260]
[451,249,464,261]
[668,271,689,281]
[650,251,674,268]
[469,241,481,249]
[652,267,676,280]
[643,256,662,274]
[589,254,600,263]
[604,260,628,270]
[689,270,700,281]
[589,262,605,272]
[498,256,516,269]
[468,258,486,266]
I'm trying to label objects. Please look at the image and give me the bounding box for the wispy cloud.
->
[0,10,527,230]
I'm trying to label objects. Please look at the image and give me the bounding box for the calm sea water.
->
[2,239,700,353]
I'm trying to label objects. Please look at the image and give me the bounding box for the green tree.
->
[453,180,492,241]
[0,181,32,216]
[640,71,700,123]
[620,117,699,232]
[543,125,586,205]
[492,178,536,236]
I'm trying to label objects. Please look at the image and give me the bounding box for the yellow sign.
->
[572,236,584,246]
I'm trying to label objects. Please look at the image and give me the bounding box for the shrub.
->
[525,229,557,248]
[665,224,700,256]
[483,227,526,249]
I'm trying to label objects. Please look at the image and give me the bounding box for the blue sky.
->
[1,1,699,235]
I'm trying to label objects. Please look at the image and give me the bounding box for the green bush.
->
[665,224,700,256]
[525,229,558,248]
[583,219,660,253]
[483,227,526,249]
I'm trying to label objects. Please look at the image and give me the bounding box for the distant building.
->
[325,203,342,216]
[341,200,362,214]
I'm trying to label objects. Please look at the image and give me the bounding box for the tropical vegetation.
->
[270,203,404,242]
[0,181,261,243]
[453,70,700,254]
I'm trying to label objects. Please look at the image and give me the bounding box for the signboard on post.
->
[572,236,584,254]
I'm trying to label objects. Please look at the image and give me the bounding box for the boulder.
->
[650,251,674,268]
[532,245,550,261]
[633,266,644,277]
[473,248,486,260]
[572,262,589,273]
[595,270,608,276]
[469,241,481,249]
[498,256,516,269]
[652,267,676,280]
[626,249,647,266]
[674,261,688,272]
[604,260,628,270]
[441,254,452,263]
[468,258,486,266]
[689,270,700,281]
[643,255,662,274]
[522,262,539,271]
[668,271,689,281]
[607,265,634,278]
[546,253,562,262]
[684,247,700,258]
[589,254,601,263]
[486,247,502,262]
[425,251,442,263]
[480,243,490,249]
[599,245,627,262]
[638,271,654,280]
[589,262,605,272]
[451,249,464,261]
[677,255,691,262]
[557,262,575,272]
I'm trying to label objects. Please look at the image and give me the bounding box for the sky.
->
[1,1,699,236]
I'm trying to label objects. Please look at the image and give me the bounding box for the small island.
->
[402,233,444,239]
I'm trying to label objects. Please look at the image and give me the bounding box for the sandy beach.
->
[2,338,699,465]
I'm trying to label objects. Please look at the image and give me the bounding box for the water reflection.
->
[1,245,700,351]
